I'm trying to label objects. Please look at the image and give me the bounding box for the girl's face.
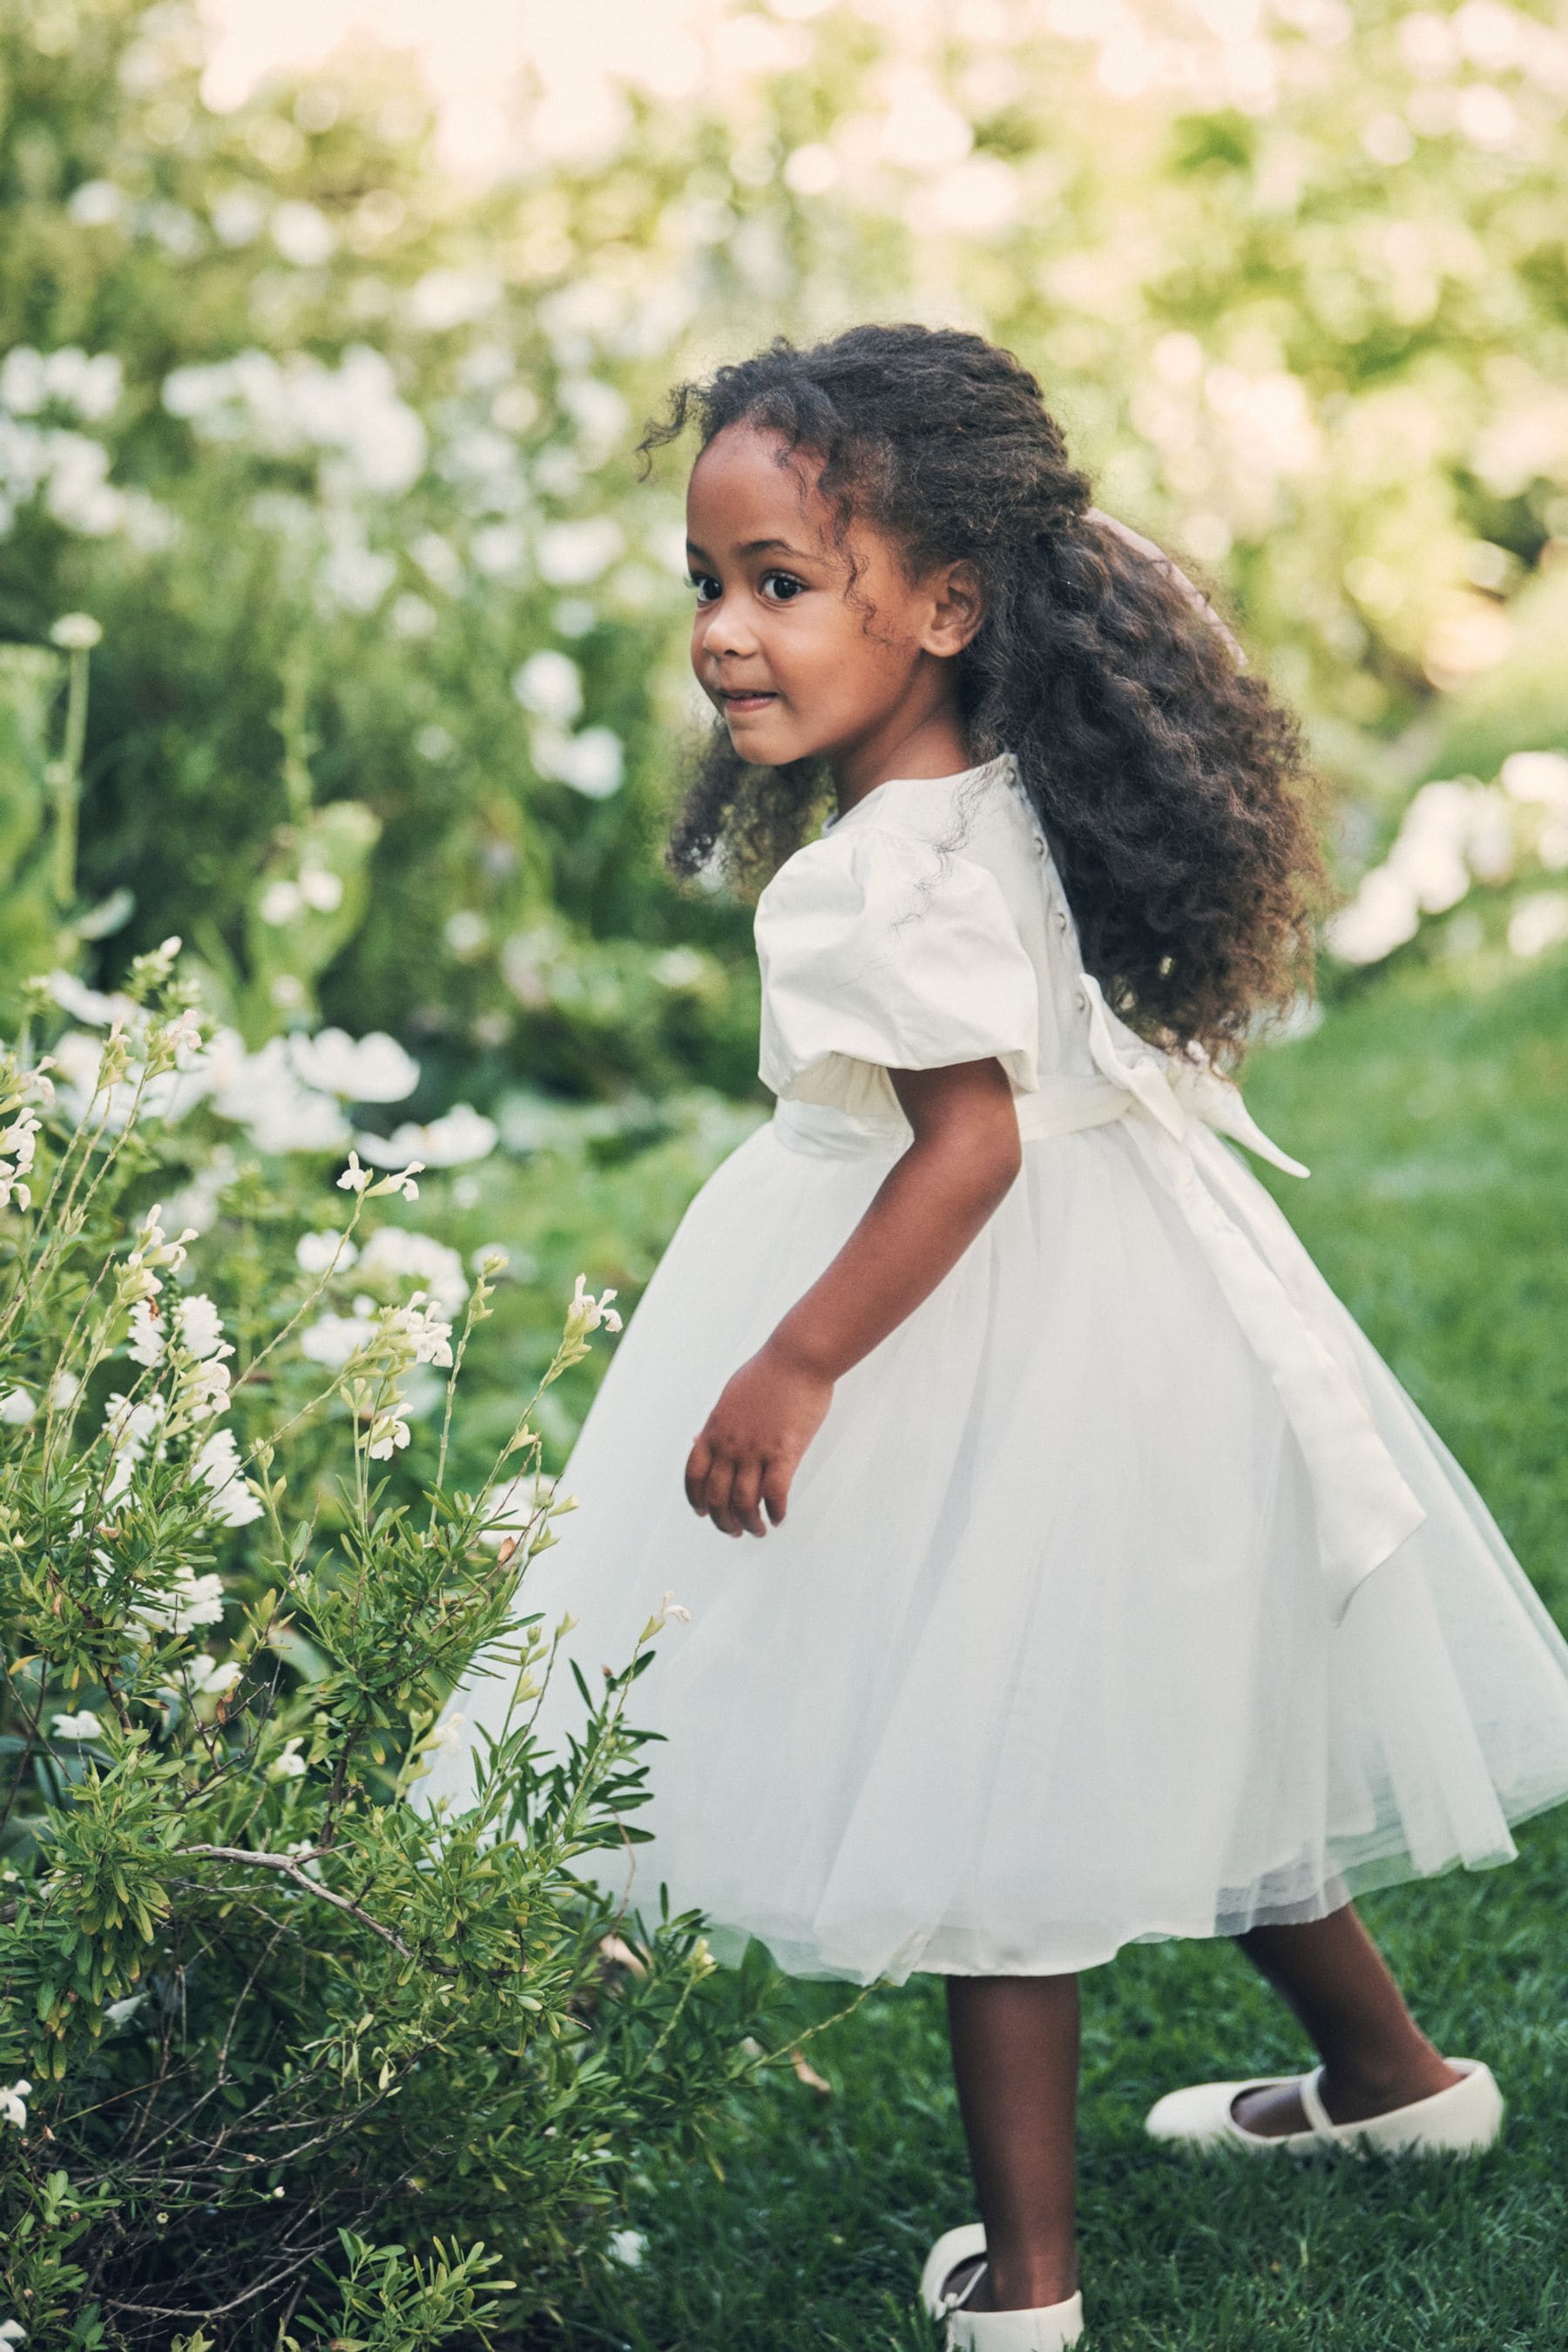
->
[684,421,982,785]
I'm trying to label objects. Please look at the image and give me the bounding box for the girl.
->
[424,325,1568,2348]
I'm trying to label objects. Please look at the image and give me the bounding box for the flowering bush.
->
[0,965,779,2347]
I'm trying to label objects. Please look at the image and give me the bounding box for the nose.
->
[696,591,758,664]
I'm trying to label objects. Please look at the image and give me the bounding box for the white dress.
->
[422,752,1568,1984]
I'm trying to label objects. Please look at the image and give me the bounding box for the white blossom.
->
[193,1427,264,1528]
[368,1409,411,1461]
[104,1391,166,1504]
[126,1298,165,1367]
[46,1369,80,1412]
[0,1388,35,1425]
[299,1309,378,1368]
[267,1736,307,1781]
[0,2319,25,2344]
[358,1227,466,1315]
[394,1294,454,1368]
[175,1294,226,1361]
[288,1028,419,1103]
[104,1994,145,2028]
[336,1150,372,1194]
[181,1358,232,1422]
[568,1273,622,1336]
[0,2080,31,2131]
[355,1104,497,1169]
[609,2230,646,2269]
[49,610,103,650]
[295,1229,357,1276]
[129,1568,225,1640]
[424,1710,466,1755]
[51,1710,103,1740]
[183,1652,243,1700]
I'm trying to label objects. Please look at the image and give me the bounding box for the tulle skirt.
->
[420,1110,1568,1984]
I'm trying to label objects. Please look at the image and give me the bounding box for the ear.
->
[921,560,985,659]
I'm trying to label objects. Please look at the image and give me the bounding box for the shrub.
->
[0,961,776,2347]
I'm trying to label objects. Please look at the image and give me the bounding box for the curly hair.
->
[639,322,1335,1069]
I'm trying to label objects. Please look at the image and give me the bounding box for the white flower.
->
[358,1227,467,1315]
[367,1410,411,1461]
[375,1160,422,1201]
[160,1008,202,1058]
[175,1294,226,1362]
[567,1273,622,1335]
[295,1229,357,1275]
[183,1652,243,1699]
[50,611,103,650]
[267,1737,307,1781]
[129,1568,225,1641]
[0,2079,30,2130]
[259,879,302,926]
[126,1297,165,1367]
[51,1710,102,1740]
[103,1391,166,1503]
[0,1387,35,1425]
[210,1035,350,1155]
[298,866,343,912]
[299,1309,378,1368]
[0,2319,26,2344]
[394,1294,453,1369]
[104,1994,145,2028]
[609,2229,646,2270]
[47,1368,80,1412]
[511,648,584,725]
[354,1105,497,1169]
[193,1427,264,1528]
[652,1590,691,1632]
[182,1358,232,1421]
[336,1150,372,1194]
[424,1711,466,1755]
[289,1028,419,1103]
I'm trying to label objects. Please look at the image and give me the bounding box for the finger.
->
[729,1457,767,1538]
[685,1434,713,1515]
[761,1457,792,1526]
[703,1454,740,1538]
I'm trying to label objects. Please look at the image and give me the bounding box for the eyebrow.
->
[685,537,819,564]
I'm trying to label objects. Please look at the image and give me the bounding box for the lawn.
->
[570,942,1568,2352]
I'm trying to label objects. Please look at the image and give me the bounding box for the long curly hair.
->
[639,323,1335,1069]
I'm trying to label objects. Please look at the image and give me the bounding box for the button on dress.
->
[421,753,1568,1984]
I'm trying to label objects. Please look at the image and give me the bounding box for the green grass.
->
[568,943,1568,2352]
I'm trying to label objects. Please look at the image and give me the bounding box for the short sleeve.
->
[754,826,1041,1118]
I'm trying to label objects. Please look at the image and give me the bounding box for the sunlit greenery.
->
[3,1,1567,2342]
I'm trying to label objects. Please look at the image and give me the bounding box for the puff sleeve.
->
[754,825,1041,1119]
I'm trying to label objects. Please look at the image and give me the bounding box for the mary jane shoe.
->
[1143,2056,1503,2156]
[919,2224,1085,2350]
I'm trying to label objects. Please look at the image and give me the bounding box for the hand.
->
[684,1341,834,1538]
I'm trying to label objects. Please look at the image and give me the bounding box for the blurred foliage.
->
[2,0,1567,1088]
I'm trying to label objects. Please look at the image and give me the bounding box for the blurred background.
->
[3,0,1566,1462]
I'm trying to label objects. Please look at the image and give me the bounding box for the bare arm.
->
[684,1057,1023,1538]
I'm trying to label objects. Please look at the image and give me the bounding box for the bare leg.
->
[1230,1904,1463,2137]
[943,1975,1080,2313]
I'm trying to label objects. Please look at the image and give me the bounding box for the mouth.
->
[716,687,778,715]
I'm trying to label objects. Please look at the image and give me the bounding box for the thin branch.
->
[173,1845,453,1973]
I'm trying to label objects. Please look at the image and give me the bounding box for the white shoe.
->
[919,2225,1085,2350]
[1144,2056,1504,2157]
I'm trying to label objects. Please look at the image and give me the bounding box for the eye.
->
[688,571,720,605]
[760,570,807,603]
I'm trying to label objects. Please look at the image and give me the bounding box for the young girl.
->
[424,324,1568,2348]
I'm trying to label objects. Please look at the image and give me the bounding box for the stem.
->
[174,1845,455,1974]
[50,645,91,909]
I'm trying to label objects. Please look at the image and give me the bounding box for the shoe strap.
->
[1298,2065,1335,2136]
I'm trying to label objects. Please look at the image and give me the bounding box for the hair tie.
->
[1086,507,1247,669]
